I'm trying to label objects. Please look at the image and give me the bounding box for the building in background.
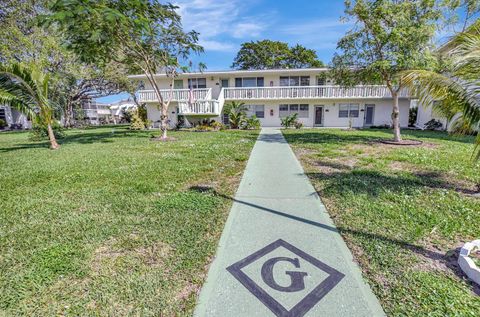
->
[108,99,137,124]
[0,105,31,129]
[128,68,412,128]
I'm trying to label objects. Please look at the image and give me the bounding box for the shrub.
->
[294,120,304,129]
[29,121,65,141]
[138,104,148,122]
[424,119,443,130]
[369,124,391,129]
[281,113,299,129]
[122,108,133,123]
[195,125,214,131]
[242,115,260,130]
[0,119,6,129]
[409,107,418,127]
[211,121,225,131]
[227,101,247,129]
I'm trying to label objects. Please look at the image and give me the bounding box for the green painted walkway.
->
[194,129,385,317]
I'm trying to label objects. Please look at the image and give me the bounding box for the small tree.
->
[43,0,203,140]
[402,20,480,159]
[227,101,247,129]
[331,0,440,142]
[281,113,299,129]
[0,64,60,149]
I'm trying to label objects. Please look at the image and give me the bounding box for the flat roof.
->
[127,67,330,79]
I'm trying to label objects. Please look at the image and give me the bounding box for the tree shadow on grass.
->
[306,162,478,196]
[188,183,480,295]
[0,130,150,152]
[284,129,475,146]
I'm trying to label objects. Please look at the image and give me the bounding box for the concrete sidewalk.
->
[194,129,385,317]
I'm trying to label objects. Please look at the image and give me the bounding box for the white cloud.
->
[174,0,267,52]
[274,18,352,51]
[199,40,236,52]
[232,22,264,39]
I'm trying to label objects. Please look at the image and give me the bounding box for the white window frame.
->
[338,103,360,118]
[245,105,265,118]
[188,78,207,89]
[235,77,264,87]
[279,76,310,87]
[279,104,309,118]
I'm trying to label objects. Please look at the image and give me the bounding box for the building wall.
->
[145,103,179,127]
[416,103,448,130]
[144,99,410,128]
[135,71,332,95]
[226,99,409,128]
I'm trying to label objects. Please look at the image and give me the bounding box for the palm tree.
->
[0,64,59,149]
[402,21,480,160]
[226,101,247,129]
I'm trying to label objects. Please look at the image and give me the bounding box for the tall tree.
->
[331,0,440,142]
[402,20,480,160]
[232,40,324,70]
[43,0,203,139]
[0,64,59,149]
[0,0,128,127]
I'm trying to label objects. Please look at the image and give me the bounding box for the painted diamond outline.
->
[226,239,345,317]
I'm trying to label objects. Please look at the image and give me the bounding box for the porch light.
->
[270,109,274,116]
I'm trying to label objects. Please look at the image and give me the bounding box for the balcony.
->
[138,88,211,103]
[223,85,410,100]
[178,100,220,115]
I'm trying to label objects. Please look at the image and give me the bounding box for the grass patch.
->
[283,128,480,316]
[0,126,258,316]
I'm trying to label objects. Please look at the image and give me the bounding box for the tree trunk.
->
[64,101,74,128]
[160,103,168,139]
[47,123,60,150]
[391,89,402,142]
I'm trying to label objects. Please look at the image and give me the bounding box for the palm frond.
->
[0,63,52,120]
[402,68,480,160]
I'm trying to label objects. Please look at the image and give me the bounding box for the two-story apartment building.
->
[128,68,411,128]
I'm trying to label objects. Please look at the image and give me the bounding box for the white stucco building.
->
[0,105,31,129]
[128,68,412,128]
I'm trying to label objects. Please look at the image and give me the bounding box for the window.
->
[220,79,229,88]
[299,105,309,118]
[234,77,264,87]
[243,77,256,87]
[300,77,310,86]
[0,108,5,121]
[339,104,349,118]
[245,105,265,118]
[317,77,326,85]
[223,113,230,125]
[279,76,310,86]
[339,103,359,118]
[279,104,289,118]
[188,78,206,89]
[174,79,184,89]
[279,104,309,118]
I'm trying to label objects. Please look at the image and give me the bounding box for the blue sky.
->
[98,0,463,103]
[99,0,350,103]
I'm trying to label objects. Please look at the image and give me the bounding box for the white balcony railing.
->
[138,88,211,102]
[223,85,410,100]
[178,100,220,115]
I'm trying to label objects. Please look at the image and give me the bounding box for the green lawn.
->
[283,128,480,316]
[0,126,258,316]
